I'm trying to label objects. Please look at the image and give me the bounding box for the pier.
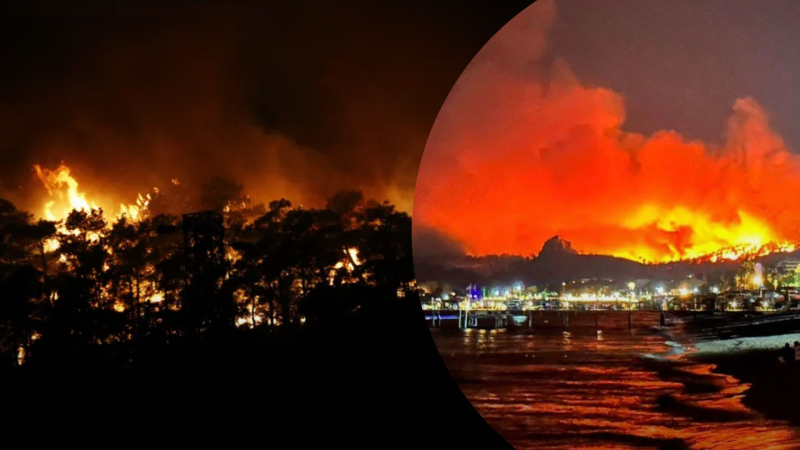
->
[425,308,800,332]
[424,293,800,331]
[423,287,800,331]
[425,309,672,331]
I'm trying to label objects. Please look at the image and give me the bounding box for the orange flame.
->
[329,247,361,285]
[33,163,153,225]
[33,164,98,221]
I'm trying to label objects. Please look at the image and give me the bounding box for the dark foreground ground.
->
[693,349,800,428]
[685,311,800,428]
[4,300,512,448]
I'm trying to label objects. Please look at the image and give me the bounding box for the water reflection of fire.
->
[437,318,800,449]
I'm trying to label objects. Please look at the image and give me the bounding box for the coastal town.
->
[419,257,800,328]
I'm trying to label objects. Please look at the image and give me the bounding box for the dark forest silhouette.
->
[0,178,416,401]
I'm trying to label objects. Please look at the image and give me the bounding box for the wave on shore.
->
[691,332,800,356]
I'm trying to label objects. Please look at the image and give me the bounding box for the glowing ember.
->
[118,193,152,222]
[328,247,362,285]
[44,238,60,253]
[235,313,264,328]
[225,247,242,264]
[348,247,361,266]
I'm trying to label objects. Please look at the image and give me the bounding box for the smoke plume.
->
[3,1,539,215]
[414,0,800,263]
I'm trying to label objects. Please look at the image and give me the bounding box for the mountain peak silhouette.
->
[538,235,578,258]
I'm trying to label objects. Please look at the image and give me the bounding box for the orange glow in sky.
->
[413,0,800,263]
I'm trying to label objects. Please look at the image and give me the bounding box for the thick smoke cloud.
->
[0,1,535,215]
[414,0,800,262]
[411,226,468,260]
[1,2,403,211]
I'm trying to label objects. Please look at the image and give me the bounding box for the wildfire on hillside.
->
[692,242,798,264]
[414,4,800,264]
[33,163,155,225]
[29,162,374,326]
[32,163,172,306]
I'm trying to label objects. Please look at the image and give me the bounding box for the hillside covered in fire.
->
[415,234,800,292]
[0,164,414,394]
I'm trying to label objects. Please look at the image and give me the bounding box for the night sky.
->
[550,0,800,153]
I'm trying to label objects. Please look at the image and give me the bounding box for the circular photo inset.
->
[413,1,800,448]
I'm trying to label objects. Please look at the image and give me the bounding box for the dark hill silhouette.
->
[538,235,578,259]
[527,236,645,284]
[414,235,800,287]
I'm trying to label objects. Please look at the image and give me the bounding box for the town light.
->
[655,286,664,295]
[753,274,763,286]
[711,286,720,294]
[627,282,635,291]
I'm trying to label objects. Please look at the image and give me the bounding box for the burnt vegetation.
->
[0,179,416,402]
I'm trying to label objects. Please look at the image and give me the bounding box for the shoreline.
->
[687,333,800,428]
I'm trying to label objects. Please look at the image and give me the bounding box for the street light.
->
[627,282,635,311]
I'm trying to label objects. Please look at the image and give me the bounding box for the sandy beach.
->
[692,348,800,427]
[686,314,800,428]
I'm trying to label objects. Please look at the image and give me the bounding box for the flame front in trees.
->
[33,164,98,221]
[118,193,152,222]
[33,163,153,227]
[329,247,362,285]
[347,247,361,266]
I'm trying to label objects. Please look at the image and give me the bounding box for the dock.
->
[425,309,673,330]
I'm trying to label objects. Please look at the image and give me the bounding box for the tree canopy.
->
[0,185,415,377]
